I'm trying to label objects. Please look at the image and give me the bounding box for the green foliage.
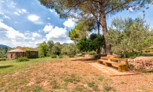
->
[61,43,76,55]
[121,52,153,58]
[22,47,33,52]
[47,40,54,55]
[51,55,57,58]
[16,57,29,62]
[69,20,95,42]
[107,17,153,55]
[37,41,48,57]
[59,55,63,58]
[0,58,6,61]
[52,42,62,55]
[68,55,75,58]
[39,0,151,20]
[88,51,96,55]
[39,0,152,55]
[87,81,99,91]
[77,34,104,52]
[34,86,42,92]
[98,76,104,81]
[50,80,60,89]
[0,47,9,58]
[103,83,116,92]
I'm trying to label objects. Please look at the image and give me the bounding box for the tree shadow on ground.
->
[0,65,13,69]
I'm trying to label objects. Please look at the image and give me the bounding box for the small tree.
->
[52,42,62,55]
[61,43,76,55]
[38,41,48,57]
[77,34,104,54]
[47,40,54,55]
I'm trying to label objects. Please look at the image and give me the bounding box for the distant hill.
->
[0,44,11,48]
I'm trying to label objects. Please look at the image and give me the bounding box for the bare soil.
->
[0,57,152,92]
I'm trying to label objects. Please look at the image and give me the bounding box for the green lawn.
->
[0,57,62,76]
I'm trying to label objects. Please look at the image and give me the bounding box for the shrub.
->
[0,58,6,61]
[68,55,75,58]
[88,51,96,55]
[51,55,57,58]
[121,52,153,58]
[59,55,63,58]
[16,57,29,62]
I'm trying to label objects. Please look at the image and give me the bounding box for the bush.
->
[59,55,63,58]
[121,52,153,58]
[16,57,29,62]
[68,55,75,58]
[0,58,6,61]
[88,51,96,55]
[51,55,57,58]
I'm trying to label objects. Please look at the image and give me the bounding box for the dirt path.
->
[0,57,152,92]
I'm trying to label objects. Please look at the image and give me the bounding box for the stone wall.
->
[8,52,26,59]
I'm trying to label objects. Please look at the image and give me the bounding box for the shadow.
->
[144,70,153,73]
[0,65,13,69]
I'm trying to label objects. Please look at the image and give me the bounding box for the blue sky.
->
[0,0,153,47]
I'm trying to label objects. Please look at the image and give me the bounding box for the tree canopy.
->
[39,0,152,55]
[77,33,104,52]
[107,17,153,55]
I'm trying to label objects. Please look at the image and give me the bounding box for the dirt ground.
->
[0,57,153,92]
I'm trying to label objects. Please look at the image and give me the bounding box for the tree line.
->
[37,41,76,57]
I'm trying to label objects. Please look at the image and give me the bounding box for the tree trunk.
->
[100,1,112,55]
[97,22,101,55]
[97,22,100,35]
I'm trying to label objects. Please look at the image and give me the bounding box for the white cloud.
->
[49,9,54,13]
[0,21,25,40]
[32,32,41,38]
[128,7,134,12]
[46,26,67,40]
[14,12,20,16]
[49,9,58,15]
[128,6,139,12]
[14,9,28,16]
[48,17,51,20]
[43,24,53,33]
[0,21,43,47]
[27,14,43,24]
[21,9,27,13]
[63,18,76,28]
[43,25,73,44]
[7,1,16,8]
[3,15,10,19]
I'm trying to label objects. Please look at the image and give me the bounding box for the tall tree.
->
[39,0,152,55]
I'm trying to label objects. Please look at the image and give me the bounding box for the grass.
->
[121,81,126,84]
[50,80,60,89]
[51,55,57,58]
[103,83,116,92]
[0,57,61,75]
[98,76,104,81]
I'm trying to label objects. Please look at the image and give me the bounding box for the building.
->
[7,46,38,59]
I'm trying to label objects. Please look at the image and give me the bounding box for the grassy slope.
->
[0,57,61,75]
